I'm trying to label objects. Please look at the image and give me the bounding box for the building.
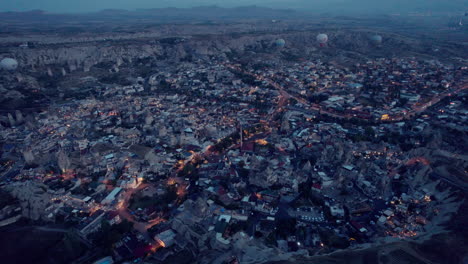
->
[93,256,114,264]
[155,229,176,248]
[79,210,105,236]
[102,187,122,205]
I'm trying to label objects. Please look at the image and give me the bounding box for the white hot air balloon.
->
[316,34,328,47]
[275,38,286,47]
[0,58,19,71]
[370,35,383,45]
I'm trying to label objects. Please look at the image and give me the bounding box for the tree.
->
[180,163,195,177]
[265,232,277,246]
[0,189,16,208]
[364,126,375,139]
[115,219,133,234]
[397,97,408,107]
[289,98,298,105]
[276,217,297,239]
[162,185,178,204]
[319,229,350,249]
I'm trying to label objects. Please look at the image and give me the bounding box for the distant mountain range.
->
[263,0,467,13]
[0,3,464,26]
[1,0,465,14]
[0,6,303,24]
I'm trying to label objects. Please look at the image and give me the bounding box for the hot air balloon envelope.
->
[316,34,328,47]
[275,39,286,47]
[370,35,383,45]
[0,58,18,71]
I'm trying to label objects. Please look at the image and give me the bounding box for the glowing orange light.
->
[167,178,177,186]
[177,185,187,197]
[423,195,431,202]
[159,240,166,247]
[89,205,102,215]
[60,170,76,181]
[117,200,125,209]
[381,114,390,121]
[255,139,268,146]
[150,241,163,253]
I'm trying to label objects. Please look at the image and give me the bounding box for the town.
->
[1,49,466,263]
[0,7,467,264]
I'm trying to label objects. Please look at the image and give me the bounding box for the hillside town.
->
[1,45,466,263]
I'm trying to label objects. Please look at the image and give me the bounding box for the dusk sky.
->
[0,0,466,13]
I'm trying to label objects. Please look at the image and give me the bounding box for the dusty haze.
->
[1,0,466,13]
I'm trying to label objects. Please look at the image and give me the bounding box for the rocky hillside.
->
[0,29,466,112]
